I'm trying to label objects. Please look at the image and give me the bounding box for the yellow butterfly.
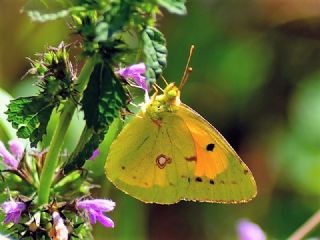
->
[105,46,257,204]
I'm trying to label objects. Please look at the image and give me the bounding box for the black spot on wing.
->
[206,143,215,151]
[195,177,203,182]
[209,179,215,185]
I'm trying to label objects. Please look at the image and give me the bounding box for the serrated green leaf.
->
[6,96,55,147]
[63,129,103,173]
[142,26,167,84]
[82,62,127,131]
[158,0,187,15]
[5,43,74,147]
[27,10,70,22]
[64,62,128,173]
[23,0,76,22]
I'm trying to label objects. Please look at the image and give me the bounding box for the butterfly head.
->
[143,45,194,120]
[162,82,181,101]
[144,83,181,120]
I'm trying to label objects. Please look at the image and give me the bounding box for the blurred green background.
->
[1,0,320,239]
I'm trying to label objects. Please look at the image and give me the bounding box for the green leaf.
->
[6,96,55,147]
[4,43,75,148]
[64,129,103,173]
[27,9,70,22]
[64,62,128,173]
[82,62,128,131]
[157,0,187,15]
[142,26,167,84]
[23,0,76,22]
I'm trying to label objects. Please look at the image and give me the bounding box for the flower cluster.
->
[0,139,116,239]
[1,0,186,239]
[0,62,150,238]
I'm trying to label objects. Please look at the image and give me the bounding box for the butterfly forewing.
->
[176,104,257,203]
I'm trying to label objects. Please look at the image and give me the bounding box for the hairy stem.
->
[289,209,320,240]
[37,57,96,205]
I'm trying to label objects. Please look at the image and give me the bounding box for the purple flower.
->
[1,200,26,224]
[89,149,100,161]
[76,199,115,228]
[116,63,149,100]
[51,212,68,240]
[0,139,24,169]
[237,219,266,240]
[9,139,24,160]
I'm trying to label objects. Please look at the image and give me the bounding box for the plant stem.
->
[37,57,96,205]
[288,209,320,240]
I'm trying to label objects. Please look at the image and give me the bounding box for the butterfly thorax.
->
[143,83,181,121]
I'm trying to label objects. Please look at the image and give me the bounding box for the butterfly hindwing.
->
[106,112,196,203]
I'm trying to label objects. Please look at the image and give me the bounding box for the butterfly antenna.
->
[161,75,169,86]
[179,45,195,89]
[152,84,159,95]
[153,82,164,92]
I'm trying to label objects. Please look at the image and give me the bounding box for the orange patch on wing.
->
[185,122,228,179]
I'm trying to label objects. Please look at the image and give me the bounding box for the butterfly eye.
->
[167,89,177,97]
